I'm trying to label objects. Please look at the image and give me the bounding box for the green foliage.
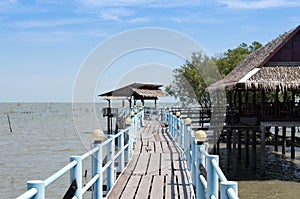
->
[213,41,262,77]
[165,41,263,107]
[165,52,220,108]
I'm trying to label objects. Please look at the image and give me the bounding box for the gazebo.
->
[208,25,300,175]
[98,83,168,133]
[99,82,168,107]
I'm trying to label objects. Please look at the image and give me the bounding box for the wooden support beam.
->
[245,130,249,167]
[274,126,279,152]
[282,126,286,155]
[291,126,296,160]
[252,130,256,171]
[260,126,266,177]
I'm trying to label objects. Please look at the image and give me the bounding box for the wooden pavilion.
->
[98,83,168,133]
[99,82,168,107]
[208,25,300,176]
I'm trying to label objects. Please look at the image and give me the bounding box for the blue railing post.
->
[180,120,184,148]
[220,181,238,199]
[93,144,102,199]
[174,115,178,138]
[118,131,125,172]
[196,143,206,199]
[207,155,219,199]
[184,118,192,171]
[125,120,132,163]
[168,110,172,134]
[92,143,103,199]
[191,139,196,188]
[70,156,83,199]
[27,180,45,199]
[107,135,115,191]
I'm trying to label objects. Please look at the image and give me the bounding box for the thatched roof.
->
[245,66,300,90]
[208,25,300,91]
[99,83,168,100]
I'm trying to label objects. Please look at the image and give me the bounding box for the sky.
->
[0,0,300,102]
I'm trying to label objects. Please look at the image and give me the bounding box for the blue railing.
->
[163,108,239,199]
[17,109,144,199]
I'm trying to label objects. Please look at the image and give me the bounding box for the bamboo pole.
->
[7,114,12,133]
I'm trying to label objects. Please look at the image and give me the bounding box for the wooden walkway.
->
[107,120,194,199]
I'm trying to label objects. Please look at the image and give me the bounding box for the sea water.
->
[1,103,300,198]
[0,103,108,198]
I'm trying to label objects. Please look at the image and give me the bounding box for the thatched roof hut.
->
[99,83,167,100]
[209,25,300,91]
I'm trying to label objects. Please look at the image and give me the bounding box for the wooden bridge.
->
[107,120,193,198]
[17,109,238,199]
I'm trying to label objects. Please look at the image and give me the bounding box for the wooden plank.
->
[160,153,171,176]
[148,141,154,153]
[134,141,142,154]
[147,153,160,175]
[126,154,139,172]
[165,174,177,198]
[154,134,162,142]
[107,172,131,199]
[120,175,141,199]
[141,141,149,153]
[150,175,164,199]
[174,170,190,199]
[135,175,153,198]
[161,141,170,153]
[133,153,150,175]
[155,141,163,153]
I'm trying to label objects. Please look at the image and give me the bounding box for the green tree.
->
[165,52,220,108]
[213,41,262,77]
[166,41,262,107]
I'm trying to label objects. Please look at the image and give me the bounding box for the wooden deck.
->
[107,120,194,199]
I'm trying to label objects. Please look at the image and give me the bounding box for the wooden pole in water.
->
[282,126,286,155]
[291,126,296,160]
[274,126,279,152]
[260,126,266,177]
[7,114,12,133]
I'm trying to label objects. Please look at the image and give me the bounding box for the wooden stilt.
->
[252,130,256,170]
[245,130,249,167]
[232,129,237,177]
[226,129,231,153]
[274,126,279,152]
[238,130,242,160]
[260,126,266,177]
[291,126,296,160]
[282,126,286,155]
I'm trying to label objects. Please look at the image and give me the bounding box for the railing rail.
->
[163,109,239,199]
[16,109,144,199]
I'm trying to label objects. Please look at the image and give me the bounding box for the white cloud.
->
[100,8,135,21]
[1,18,93,29]
[219,0,300,9]
[77,0,205,8]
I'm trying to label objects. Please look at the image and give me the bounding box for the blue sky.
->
[0,0,300,102]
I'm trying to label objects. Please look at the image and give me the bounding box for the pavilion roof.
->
[98,83,168,100]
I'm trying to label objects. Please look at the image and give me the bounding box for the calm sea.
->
[0,103,299,198]
[0,103,110,198]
